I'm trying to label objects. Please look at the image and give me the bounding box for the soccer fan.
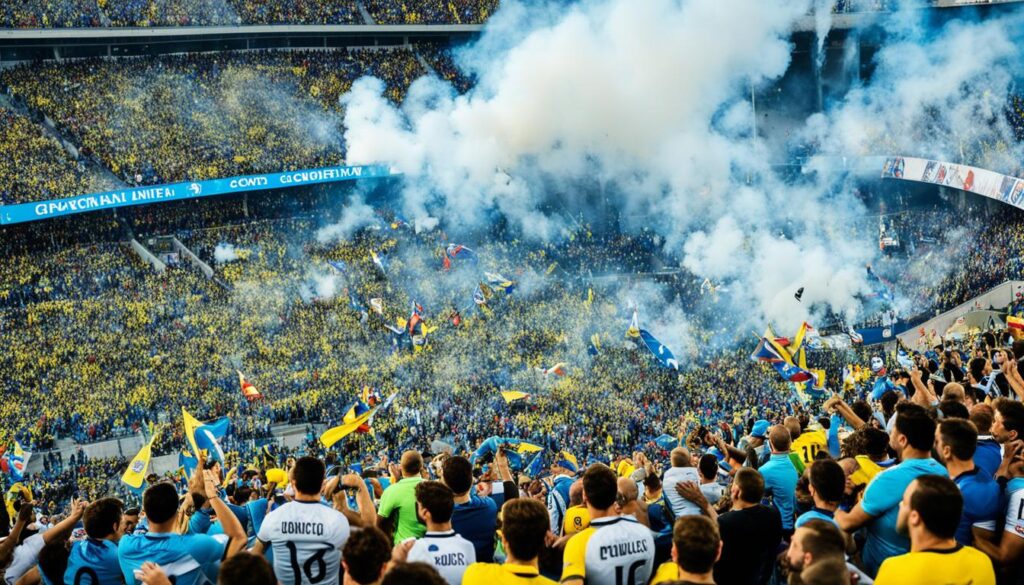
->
[650,515,721,585]
[712,468,782,585]
[381,562,448,585]
[545,452,578,537]
[760,425,799,534]
[120,508,140,537]
[615,477,649,527]
[118,473,246,585]
[934,418,1000,545]
[874,475,995,585]
[378,451,426,543]
[561,464,654,585]
[991,398,1024,446]
[971,439,1024,579]
[789,416,828,468]
[970,404,1002,478]
[782,518,847,585]
[835,402,946,577]
[563,480,590,536]
[136,552,277,585]
[400,481,476,585]
[3,499,86,585]
[795,460,845,528]
[64,498,125,585]
[442,456,497,563]
[342,527,392,585]
[663,447,702,517]
[697,454,724,506]
[462,498,554,585]
[251,457,356,585]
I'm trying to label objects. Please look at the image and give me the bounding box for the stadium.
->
[0,1,1023,584]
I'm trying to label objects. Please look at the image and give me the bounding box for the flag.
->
[626,309,640,339]
[896,350,915,370]
[653,434,679,451]
[1008,315,1024,331]
[371,250,387,274]
[179,449,198,478]
[444,244,476,270]
[588,333,601,356]
[546,262,558,275]
[182,408,229,465]
[343,400,374,434]
[320,408,377,448]
[122,435,156,489]
[525,451,546,478]
[408,301,425,335]
[327,260,348,274]
[361,386,383,407]
[585,287,594,308]
[470,437,543,471]
[639,330,679,369]
[238,371,262,401]
[8,441,30,482]
[474,283,492,306]
[501,391,530,404]
[542,363,567,377]
[369,298,384,315]
[484,272,515,294]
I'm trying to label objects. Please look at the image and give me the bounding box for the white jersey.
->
[256,500,350,585]
[700,481,724,506]
[407,530,476,585]
[1004,478,1024,540]
[4,532,46,585]
[563,516,655,585]
[662,466,702,517]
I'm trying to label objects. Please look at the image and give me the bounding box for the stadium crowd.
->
[0,189,1023,584]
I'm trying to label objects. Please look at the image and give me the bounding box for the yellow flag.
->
[320,408,376,449]
[500,391,530,404]
[122,435,155,489]
[182,407,203,462]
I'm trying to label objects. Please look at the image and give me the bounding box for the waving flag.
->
[238,371,262,401]
[588,333,602,356]
[8,441,30,482]
[626,309,640,339]
[179,449,198,478]
[752,324,821,388]
[639,330,679,370]
[370,250,387,274]
[320,407,376,448]
[471,437,543,471]
[343,400,374,434]
[408,301,425,335]
[182,408,230,465]
[369,298,384,315]
[541,363,567,377]
[327,260,348,274]
[484,272,516,294]
[653,434,680,451]
[361,386,383,407]
[443,244,477,270]
[525,451,546,478]
[474,283,493,306]
[122,435,156,489]
[501,391,530,404]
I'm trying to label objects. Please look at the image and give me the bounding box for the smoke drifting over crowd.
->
[337,0,1024,338]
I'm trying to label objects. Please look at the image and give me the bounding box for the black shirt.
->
[714,504,783,585]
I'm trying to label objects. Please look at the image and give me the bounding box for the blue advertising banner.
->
[0,163,393,225]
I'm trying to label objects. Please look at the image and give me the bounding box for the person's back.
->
[462,498,556,585]
[255,457,350,585]
[662,448,701,517]
[65,498,124,585]
[759,425,799,531]
[936,418,1001,545]
[443,456,498,563]
[218,552,276,585]
[714,468,783,585]
[874,475,995,585]
[378,451,426,543]
[562,465,654,585]
[406,481,476,585]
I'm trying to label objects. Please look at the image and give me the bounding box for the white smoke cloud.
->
[340,0,1024,332]
[214,243,240,263]
[299,271,344,303]
[316,195,378,243]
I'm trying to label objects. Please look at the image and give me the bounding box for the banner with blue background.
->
[0,163,393,225]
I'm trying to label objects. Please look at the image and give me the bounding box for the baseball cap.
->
[751,420,770,439]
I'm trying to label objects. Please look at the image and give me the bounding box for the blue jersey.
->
[795,507,838,528]
[953,468,1001,545]
[860,457,947,577]
[452,493,498,563]
[760,454,798,530]
[118,532,228,585]
[65,538,122,585]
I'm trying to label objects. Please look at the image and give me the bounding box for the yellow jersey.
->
[616,459,636,478]
[791,429,827,466]
[874,545,995,585]
[649,561,681,584]
[563,505,591,536]
[462,563,556,585]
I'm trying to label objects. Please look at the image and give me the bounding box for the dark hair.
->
[381,562,447,585]
[37,540,70,585]
[800,557,850,585]
[123,507,140,517]
[938,400,969,421]
[501,498,550,561]
[797,518,845,561]
[969,357,987,381]
[894,403,937,452]
[291,457,326,496]
[698,454,718,481]
[851,400,874,425]
[232,486,253,505]
[769,425,792,452]
[938,418,978,461]
[880,391,900,418]
[342,527,392,585]
[143,482,180,524]
[673,515,719,574]
[808,460,845,505]
[995,398,1024,438]
[218,552,276,585]
[970,405,994,434]
[581,464,618,510]
[416,481,455,524]
[644,473,661,490]
[910,475,962,539]
[442,456,474,495]
[401,451,424,476]
[860,427,890,459]
[83,498,123,539]
[733,468,765,503]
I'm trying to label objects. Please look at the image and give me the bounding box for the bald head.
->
[671,447,691,468]
[942,383,965,403]
[568,479,584,506]
[617,477,638,503]
[400,451,423,477]
[769,425,792,453]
